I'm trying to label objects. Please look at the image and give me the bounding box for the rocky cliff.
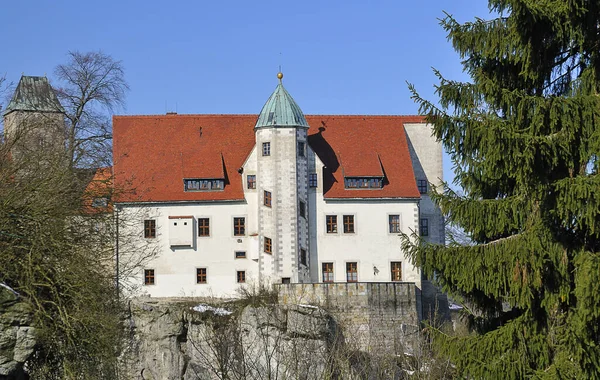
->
[0,284,35,380]
[0,286,446,379]
[120,296,422,380]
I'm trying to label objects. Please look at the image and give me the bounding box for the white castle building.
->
[110,73,443,298]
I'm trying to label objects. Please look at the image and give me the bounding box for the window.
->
[235,251,247,259]
[346,262,358,282]
[326,215,338,233]
[298,141,305,157]
[196,268,207,284]
[391,262,402,281]
[264,237,272,254]
[247,175,256,189]
[237,271,246,283]
[184,178,225,191]
[344,177,383,189]
[417,179,428,194]
[343,215,355,233]
[420,218,429,236]
[92,197,108,207]
[198,218,210,237]
[144,269,155,285]
[282,277,291,284]
[264,190,272,207]
[262,142,271,156]
[299,201,306,218]
[389,215,401,233]
[234,217,246,236]
[322,263,334,283]
[144,219,156,238]
[309,173,318,188]
[300,248,307,266]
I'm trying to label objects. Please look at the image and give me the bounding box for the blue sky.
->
[1,0,492,181]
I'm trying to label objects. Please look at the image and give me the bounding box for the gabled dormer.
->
[340,152,386,190]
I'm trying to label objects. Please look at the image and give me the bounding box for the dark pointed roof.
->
[3,76,64,116]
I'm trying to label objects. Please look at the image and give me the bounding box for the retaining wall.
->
[277,282,421,353]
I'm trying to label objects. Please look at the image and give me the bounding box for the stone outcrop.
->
[120,284,436,379]
[121,298,340,380]
[0,284,35,379]
[0,282,448,379]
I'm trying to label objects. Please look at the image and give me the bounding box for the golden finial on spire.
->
[277,72,283,82]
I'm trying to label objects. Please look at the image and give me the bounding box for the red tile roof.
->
[81,167,113,214]
[113,115,255,202]
[112,114,424,202]
[305,115,423,199]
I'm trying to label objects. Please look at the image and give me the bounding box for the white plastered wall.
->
[307,150,421,288]
[404,123,444,245]
[118,201,258,298]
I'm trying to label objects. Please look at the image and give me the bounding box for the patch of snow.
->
[192,304,232,316]
[297,304,318,309]
[0,282,19,296]
[448,303,463,310]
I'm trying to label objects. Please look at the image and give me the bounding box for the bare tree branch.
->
[54,51,129,168]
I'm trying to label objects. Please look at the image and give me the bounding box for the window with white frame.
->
[322,263,334,283]
[346,262,358,282]
[343,215,355,233]
[196,268,207,284]
[262,142,271,156]
[326,215,337,233]
[388,215,401,233]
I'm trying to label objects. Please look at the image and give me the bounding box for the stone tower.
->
[2,76,65,161]
[254,73,310,283]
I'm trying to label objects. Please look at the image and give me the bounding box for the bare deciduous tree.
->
[0,56,156,378]
[0,74,14,132]
[54,51,129,168]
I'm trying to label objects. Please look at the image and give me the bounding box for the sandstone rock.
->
[0,284,35,379]
[121,299,339,380]
[119,295,424,380]
[286,304,331,339]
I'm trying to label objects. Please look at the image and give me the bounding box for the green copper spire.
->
[254,72,309,129]
[3,76,64,116]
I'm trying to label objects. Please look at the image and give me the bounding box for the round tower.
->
[254,73,310,283]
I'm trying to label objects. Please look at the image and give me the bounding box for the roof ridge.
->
[114,114,260,118]
[306,114,423,117]
[114,114,424,118]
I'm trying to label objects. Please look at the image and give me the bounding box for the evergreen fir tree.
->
[406,1,600,378]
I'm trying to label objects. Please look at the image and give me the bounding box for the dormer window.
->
[344,177,383,189]
[92,197,109,207]
[184,178,225,192]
